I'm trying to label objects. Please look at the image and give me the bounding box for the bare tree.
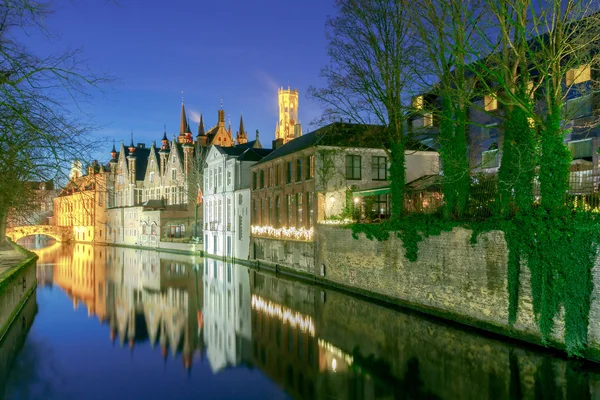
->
[528,0,600,211]
[411,0,486,218]
[0,0,108,242]
[309,0,416,219]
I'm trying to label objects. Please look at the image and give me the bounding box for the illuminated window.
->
[412,95,424,110]
[484,94,498,111]
[305,155,314,180]
[566,64,591,85]
[423,113,433,127]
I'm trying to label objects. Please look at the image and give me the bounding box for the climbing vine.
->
[351,205,600,357]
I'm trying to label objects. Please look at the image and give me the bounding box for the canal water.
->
[1,240,600,399]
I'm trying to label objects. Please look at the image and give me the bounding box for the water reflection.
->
[4,243,600,399]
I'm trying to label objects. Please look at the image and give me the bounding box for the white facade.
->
[202,258,251,373]
[203,146,265,259]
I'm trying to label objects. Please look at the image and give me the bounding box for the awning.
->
[353,186,390,197]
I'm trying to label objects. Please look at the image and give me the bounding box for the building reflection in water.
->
[37,244,205,371]
[34,244,600,399]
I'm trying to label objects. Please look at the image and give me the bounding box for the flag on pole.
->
[197,187,203,204]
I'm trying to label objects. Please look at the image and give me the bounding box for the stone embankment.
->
[0,240,38,340]
[248,225,600,362]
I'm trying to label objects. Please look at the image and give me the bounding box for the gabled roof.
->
[132,147,151,181]
[236,140,262,150]
[238,148,273,162]
[253,122,435,167]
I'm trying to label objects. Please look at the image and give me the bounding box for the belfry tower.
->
[275,87,301,144]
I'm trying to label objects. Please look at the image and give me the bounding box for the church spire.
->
[179,100,190,135]
[197,113,205,137]
[236,113,248,145]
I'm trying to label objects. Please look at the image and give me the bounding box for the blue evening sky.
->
[23,0,336,160]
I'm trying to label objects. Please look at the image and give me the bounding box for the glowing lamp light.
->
[332,359,337,372]
[329,196,335,203]
[251,295,315,336]
[251,225,314,241]
[353,197,359,204]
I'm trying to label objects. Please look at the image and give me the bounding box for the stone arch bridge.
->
[6,225,73,243]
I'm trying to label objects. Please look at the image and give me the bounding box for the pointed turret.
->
[236,114,248,145]
[161,128,170,152]
[178,101,191,144]
[110,141,117,161]
[128,134,136,155]
[197,113,205,137]
[180,101,190,135]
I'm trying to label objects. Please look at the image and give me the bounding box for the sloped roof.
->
[236,140,262,150]
[239,148,273,162]
[131,147,151,181]
[405,174,442,192]
[253,122,435,167]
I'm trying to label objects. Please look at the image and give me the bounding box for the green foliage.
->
[539,103,572,211]
[351,206,599,358]
[438,96,470,219]
[496,101,536,217]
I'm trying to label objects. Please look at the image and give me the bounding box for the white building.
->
[202,258,252,373]
[203,142,272,259]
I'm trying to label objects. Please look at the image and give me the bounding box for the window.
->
[305,155,314,180]
[149,171,155,183]
[238,193,243,205]
[372,156,387,181]
[267,197,272,225]
[276,164,281,185]
[218,199,222,223]
[481,149,499,169]
[296,193,303,228]
[306,193,313,228]
[269,167,274,186]
[484,94,498,111]
[423,113,433,127]
[253,200,258,225]
[168,224,185,238]
[286,195,292,227]
[345,155,362,180]
[227,170,231,186]
[252,172,257,190]
[218,166,223,187]
[227,198,231,229]
[412,95,424,110]
[286,161,293,184]
[567,64,591,85]
[260,170,265,188]
[296,159,303,182]
[171,168,177,180]
[569,139,593,160]
[239,215,243,240]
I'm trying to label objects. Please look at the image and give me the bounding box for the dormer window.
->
[566,64,591,85]
[484,94,498,111]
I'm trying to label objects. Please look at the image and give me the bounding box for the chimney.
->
[272,138,284,150]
